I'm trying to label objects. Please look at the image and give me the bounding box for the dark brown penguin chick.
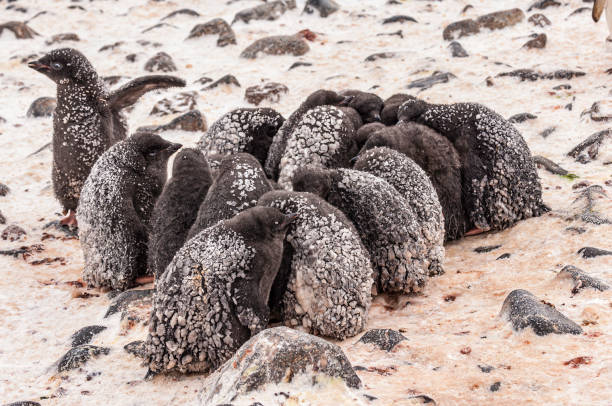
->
[187,153,272,240]
[354,122,386,152]
[28,48,185,226]
[360,121,466,240]
[148,148,213,279]
[265,89,351,180]
[397,99,548,234]
[380,93,414,125]
[338,89,384,124]
[77,132,181,291]
[146,207,296,374]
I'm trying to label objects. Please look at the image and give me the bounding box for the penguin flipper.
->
[109,75,186,111]
[593,0,606,22]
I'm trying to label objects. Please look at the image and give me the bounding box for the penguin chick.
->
[197,108,284,168]
[258,190,372,339]
[380,93,414,125]
[148,148,213,279]
[354,147,445,276]
[78,132,181,291]
[277,105,358,189]
[187,153,272,240]
[360,120,466,240]
[292,166,430,294]
[338,89,384,124]
[146,206,295,374]
[28,48,185,224]
[265,89,350,180]
[398,99,548,233]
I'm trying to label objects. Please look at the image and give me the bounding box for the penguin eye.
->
[182,155,188,160]
[147,151,157,157]
[51,62,63,71]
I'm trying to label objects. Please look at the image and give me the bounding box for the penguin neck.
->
[56,76,106,108]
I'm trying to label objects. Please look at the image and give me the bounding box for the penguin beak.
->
[339,95,354,106]
[372,112,382,122]
[350,155,360,164]
[281,212,299,228]
[27,61,50,72]
[167,143,182,154]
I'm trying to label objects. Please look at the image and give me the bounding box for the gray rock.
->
[508,113,537,123]
[557,265,610,294]
[407,72,455,90]
[204,74,241,90]
[500,289,582,336]
[539,126,556,138]
[3,402,41,406]
[303,0,339,18]
[26,97,56,118]
[240,35,309,58]
[124,340,147,358]
[533,156,569,175]
[201,327,361,405]
[568,129,611,164]
[45,33,79,45]
[0,211,6,225]
[245,82,288,105]
[161,8,200,20]
[104,289,153,317]
[57,345,110,372]
[358,329,407,351]
[443,9,524,40]
[497,69,585,81]
[144,52,177,73]
[0,183,10,196]
[150,92,197,116]
[0,21,39,39]
[448,41,468,57]
[528,0,561,11]
[137,111,207,133]
[474,245,501,253]
[186,18,236,47]
[523,33,547,49]
[578,247,612,259]
[70,325,107,347]
[233,0,296,24]
[1,225,26,242]
[365,52,398,62]
[528,13,551,27]
[443,19,480,40]
[383,15,417,24]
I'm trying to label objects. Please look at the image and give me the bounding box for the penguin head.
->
[172,148,209,177]
[302,89,348,109]
[291,166,333,200]
[130,132,182,168]
[228,206,297,242]
[339,90,384,123]
[28,48,98,86]
[397,97,428,122]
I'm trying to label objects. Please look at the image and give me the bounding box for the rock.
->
[124,340,147,358]
[98,41,123,52]
[582,101,612,122]
[443,19,480,40]
[496,253,511,260]
[578,247,612,259]
[45,33,79,45]
[141,23,177,34]
[201,327,361,405]
[500,289,582,336]
[376,30,403,39]
[476,9,525,31]
[490,382,502,392]
[102,76,126,86]
[240,35,309,59]
[528,13,551,27]
[0,183,10,196]
[365,52,398,62]
[3,402,41,406]
[70,325,107,347]
[497,69,585,81]
[508,113,537,123]
[233,0,296,24]
[533,156,569,175]
[407,72,455,90]
[104,289,153,317]
[57,345,110,372]
[245,82,288,105]
[137,110,207,133]
[194,76,213,85]
[449,41,468,57]
[567,7,590,18]
[474,245,501,253]
[144,52,177,73]
[204,74,241,90]
[150,92,197,116]
[528,0,561,12]
[557,265,610,293]
[0,21,39,39]
[303,0,339,18]
[0,211,6,225]
[382,15,417,24]
[186,18,236,47]
[1,225,26,242]
[288,61,312,70]
[358,329,407,351]
[26,97,56,118]
[523,33,547,49]
[567,129,611,163]
[161,8,200,20]
[539,126,556,138]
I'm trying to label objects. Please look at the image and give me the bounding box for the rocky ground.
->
[0,0,611,405]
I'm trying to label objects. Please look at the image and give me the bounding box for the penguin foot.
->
[465,227,485,236]
[59,210,78,228]
[135,275,154,286]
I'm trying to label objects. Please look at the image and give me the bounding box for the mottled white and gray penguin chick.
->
[197,107,284,169]
[265,89,351,180]
[292,167,431,294]
[399,98,548,234]
[28,48,185,225]
[277,105,359,189]
[354,147,445,276]
[146,206,296,374]
[78,133,181,291]
[187,153,272,240]
[148,148,213,279]
[258,190,373,340]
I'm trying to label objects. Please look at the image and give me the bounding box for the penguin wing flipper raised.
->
[109,75,186,111]
[593,0,607,22]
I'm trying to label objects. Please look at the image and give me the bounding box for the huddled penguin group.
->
[28,48,548,378]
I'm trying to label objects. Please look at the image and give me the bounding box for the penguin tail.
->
[108,75,186,112]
